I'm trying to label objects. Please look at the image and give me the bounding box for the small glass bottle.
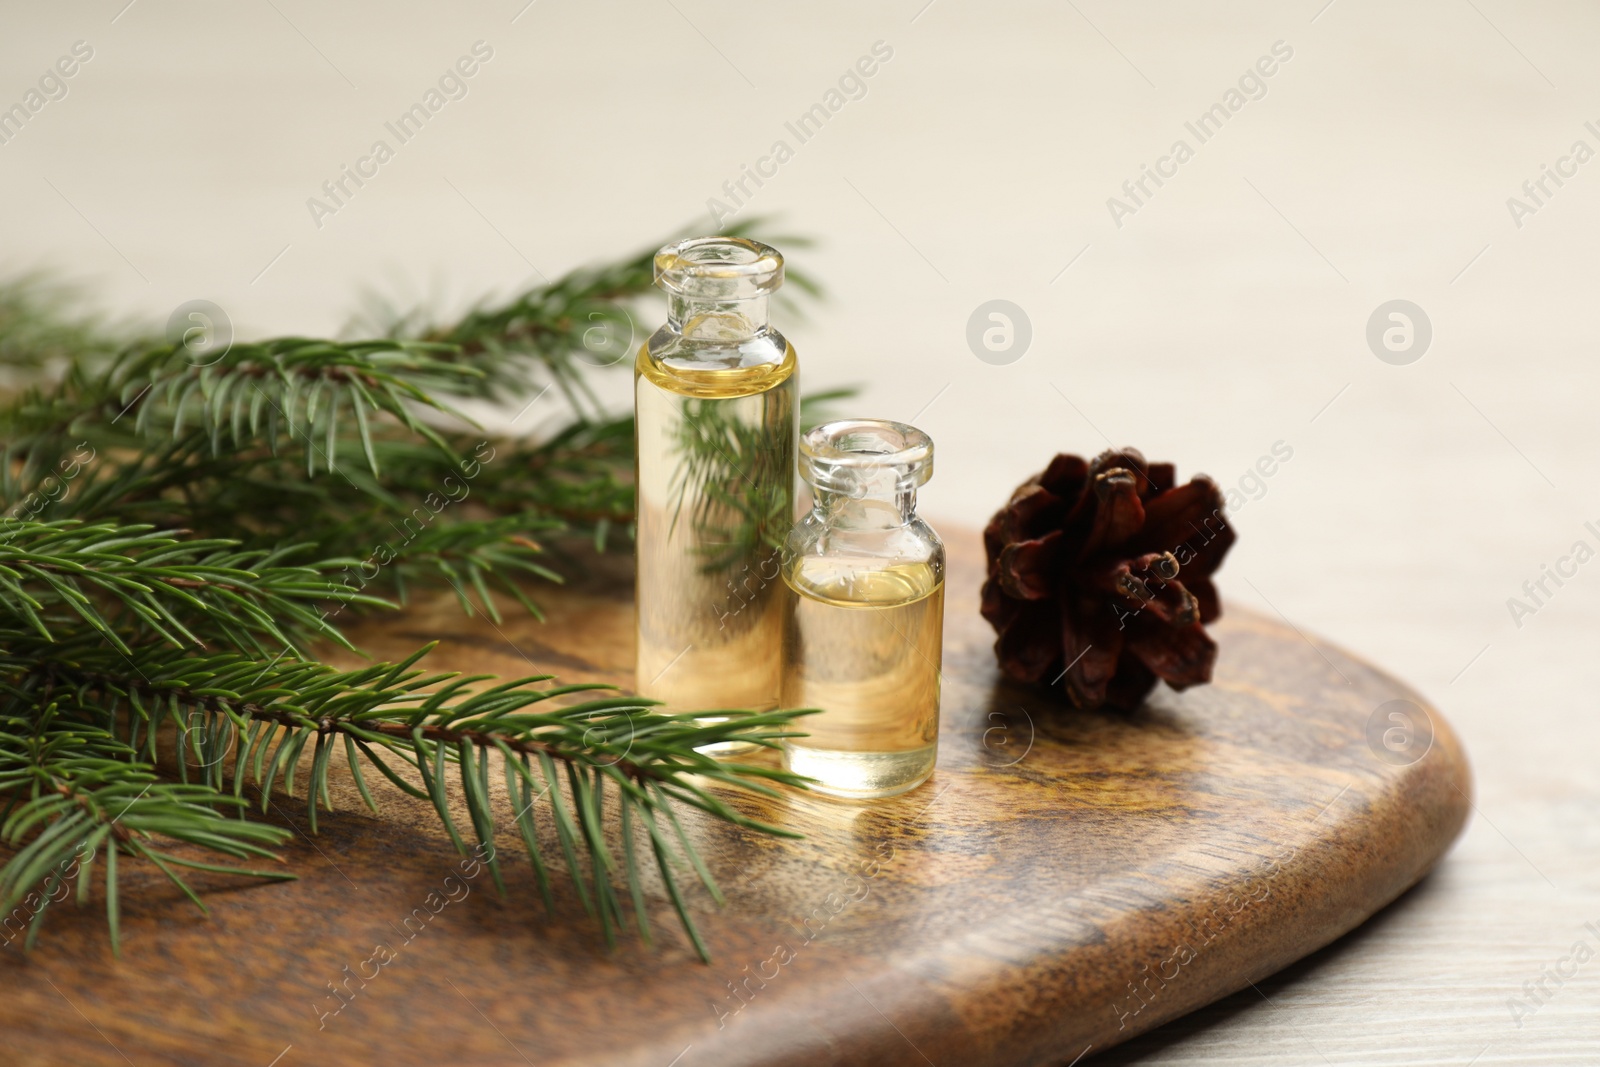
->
[634,237,797,741]
[781,419,944,798]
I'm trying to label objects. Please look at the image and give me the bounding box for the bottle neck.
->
[813,484,918,529]
[666,294,770,343]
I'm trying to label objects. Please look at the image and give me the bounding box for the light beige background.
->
[3,1,1598,1064]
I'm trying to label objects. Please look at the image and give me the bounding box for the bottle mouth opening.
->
[654,237,784,300]
[801,418,934,493]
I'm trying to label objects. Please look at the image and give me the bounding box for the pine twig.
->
[1,637,814,959]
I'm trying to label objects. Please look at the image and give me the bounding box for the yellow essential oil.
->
[782,559,943,796]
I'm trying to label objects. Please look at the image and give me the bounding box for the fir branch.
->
[5,435,599,626]
[0,519,377,656]
[111,337,476,476]
[0,708,293,953]
[1,636,812,958]
[320,511,565,622]
[0,274,129,375]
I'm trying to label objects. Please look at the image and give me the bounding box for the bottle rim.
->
[654,237,784,300]
[801,418,934,493]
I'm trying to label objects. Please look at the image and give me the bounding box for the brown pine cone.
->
[980,448,1235,711]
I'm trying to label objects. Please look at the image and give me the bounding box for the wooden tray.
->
[0,531,1470,1067]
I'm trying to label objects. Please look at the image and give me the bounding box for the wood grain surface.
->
[0,531,1471,1067]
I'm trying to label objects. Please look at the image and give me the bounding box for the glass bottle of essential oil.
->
[781,419,944,798]
[634,237,797,743]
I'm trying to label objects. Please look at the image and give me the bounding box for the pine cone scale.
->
[1063,597,1126,704]
[1126,617,1216,689]
[1081,470,1146,557]
[995,600,1063,682]
[997,530,1063,600]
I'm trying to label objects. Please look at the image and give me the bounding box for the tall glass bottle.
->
[781,419,945,798]
[634,237,797,737]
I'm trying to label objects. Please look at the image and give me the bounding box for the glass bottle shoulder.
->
[635,327,795,400]
[783,512,945,607]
